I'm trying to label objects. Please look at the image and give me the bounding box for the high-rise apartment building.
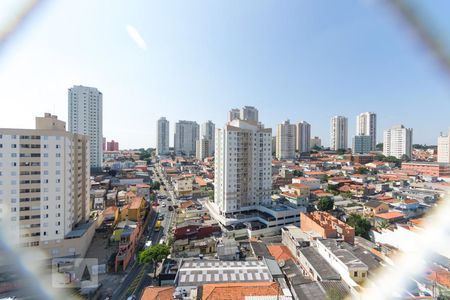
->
[330,116,348,151]
[438,131,450,163]
[68,85,103,169]
[201,120,215,155]
[276,120,296,160]
[240,106,259,122]
[356,112,377,151]
[157,117,170,156]
[311,136,322,148]
[228,109,240,122]
[106,140,119,151]
[352,135,372,154]
[214,113,272,214]
[383,125,413,159]
[0,113,90,254]
[196,136,211,161]
[296,121,311,153]
[174,120,199,156]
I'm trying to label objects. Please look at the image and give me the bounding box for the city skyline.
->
[1,1,450,149]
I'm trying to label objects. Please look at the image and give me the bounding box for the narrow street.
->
[111,162,177,300]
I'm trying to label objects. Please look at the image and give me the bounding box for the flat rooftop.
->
[299,247,340,280]
[320,239,368,269]
[176,260,272,287]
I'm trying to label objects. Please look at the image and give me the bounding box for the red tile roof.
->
[140,286,175,300]
[202,282,280,300]
[267,245,295,262]
[375,211,405,220]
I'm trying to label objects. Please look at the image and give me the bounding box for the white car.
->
[145,240,152,248]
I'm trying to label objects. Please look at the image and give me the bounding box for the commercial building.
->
[401,162,450,177]
[157,117,170,156]
[356,112,376,151]
[383,125,413,159]
[201,120,215,155]
[437,131,450,163]
[352,135,372,154]
[68,85,103,169]
[330,116,348,151]
[106,140,119,151]
[296,121,311,153]
[276,120,296,160]
[174,120,199,156]
[0,113,91,257]
[214,109,272,214]
[310,136,322,149]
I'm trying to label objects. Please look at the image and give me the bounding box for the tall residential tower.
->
[330,116,348,151]
[296,121,311,153]
[383,125,413,159]
[157,117,170,156]
[214,107,272,214]
[68,85,103,169]
[356,112,377,151]
[174,121,199,156]
[276,120,296,160]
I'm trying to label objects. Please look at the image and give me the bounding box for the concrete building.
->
[201,120,215,155]
[240,106,258,122]
[157,117,170,156]
[438,131,450,163]
[352,135,372,154]
[356,112,376,151]
[310,136,322,149]
[196,136,211,160]
[276,120,296,160]
[300,212,355,244]
[383,125,413,159]
[106,140,119,151]
[296,121,311,153]
[401,162,450,177]
[228,108,240,122]
[174,120,199,156]
[0,113,91,256]
[214,112,272,214]
[68,85,103,169]
[330,116,348,151]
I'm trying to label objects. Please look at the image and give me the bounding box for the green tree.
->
[346,214,372,239]
[293,170,303,177]
[317,197,334,211]
[207,190,214,201]
[356,167,369,175]
[139,243,170,278]
[377,219,390,229]
[151,181,161,191]
[336,149,346,155]
[376,143,384,151]
[401,154,410,162]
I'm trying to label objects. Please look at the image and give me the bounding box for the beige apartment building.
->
[276,120,296,160]
[0,113,92,258]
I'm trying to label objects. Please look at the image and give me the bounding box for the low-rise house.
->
[374,211,405,225]
[363,200,389,217]
[174,175,194,197]
[280,183,310,206]
[292,177,321,190]
[128,196,146,222]
[281,225,311,258]
[114,220,142,271]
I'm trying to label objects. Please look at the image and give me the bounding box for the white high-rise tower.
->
[157,117,170,156]
[356,112,377,151]
[68,85,103,169]
[215,107,272,214]
[201,120,215,155]
[276,120,296,160]
[383,125,413,159]
[174,120,199,156]
[330,116,348,151]
[296,121,311,153]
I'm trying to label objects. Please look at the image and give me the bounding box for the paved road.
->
[111,163,177,300]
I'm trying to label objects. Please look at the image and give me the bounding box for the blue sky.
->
[1,0,450,148]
